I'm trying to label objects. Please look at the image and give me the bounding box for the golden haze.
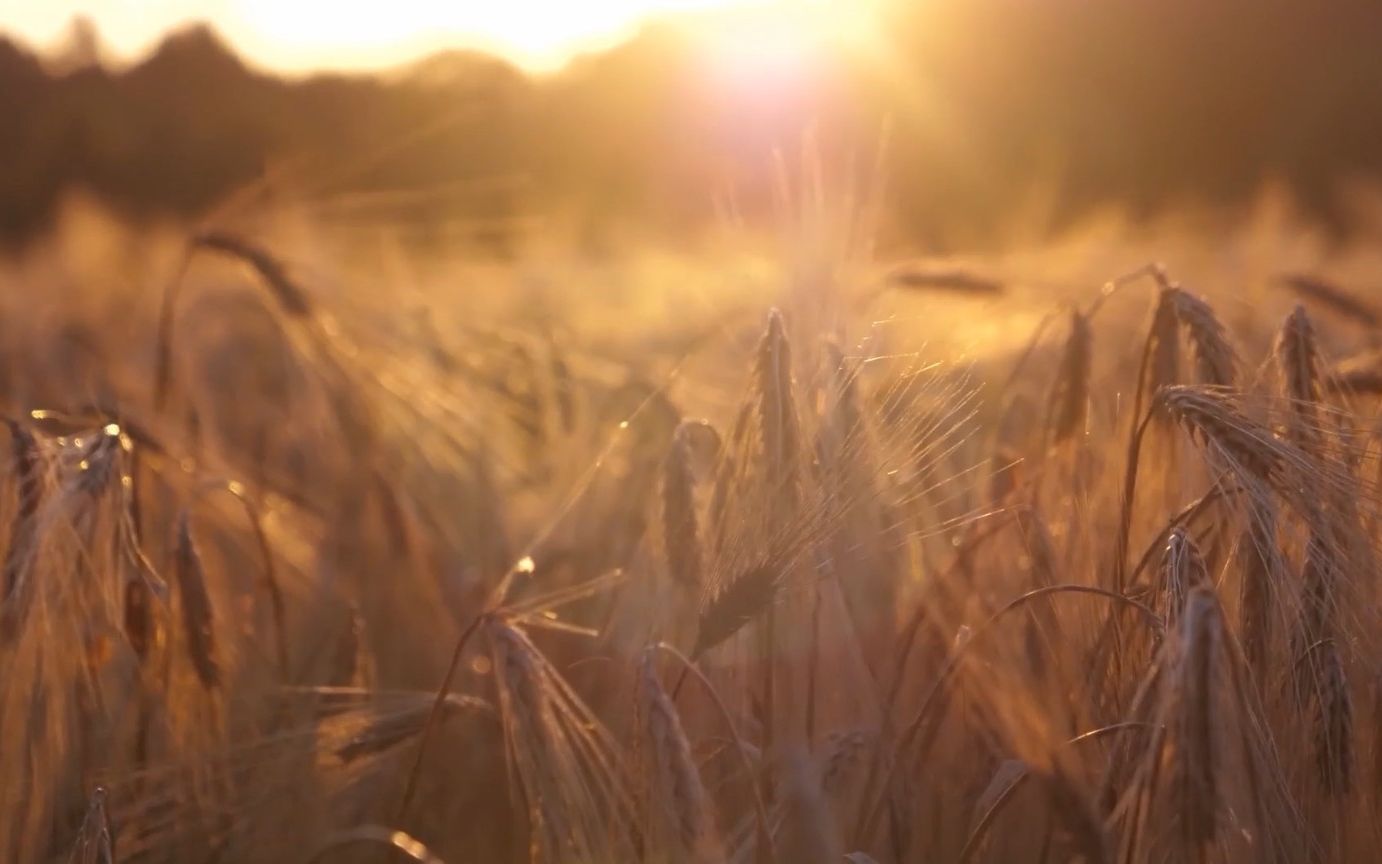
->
[4,0,863,72]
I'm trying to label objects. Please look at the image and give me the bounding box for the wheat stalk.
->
[1048,309,1091,445]
[691,560,782,660]
[1155,386,1280,480]
[334,694,491,764]
[663,423,704,593]
[1157,528,1209,629]
[636,651,723,862]
[1292,535,1354,796]
[174,510,220,690]
[1276,305,1323,452]
[1164,284,1237,386]
[1146,288,1182,400]
[1170,586,1222,853]
[755,308,801,508]
[0,420,43,640]
[192,231,314,318]
[1314,645,1353,796]
[1236,502,1279,675]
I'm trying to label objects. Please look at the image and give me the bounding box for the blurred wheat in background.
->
[4,1,1382,862]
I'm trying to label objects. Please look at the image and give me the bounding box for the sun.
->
[688,1,875,94]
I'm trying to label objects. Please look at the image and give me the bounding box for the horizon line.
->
[0,2,771,77]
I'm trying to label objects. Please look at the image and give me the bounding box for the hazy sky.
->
[0,0,767,72]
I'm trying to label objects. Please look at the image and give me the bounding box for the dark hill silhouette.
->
[5,4,1382,249]
[0,24,531,245]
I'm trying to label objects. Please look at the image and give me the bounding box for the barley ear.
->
[1048,309,1091,445]
[662,423,703,592]
[174,510,221,690]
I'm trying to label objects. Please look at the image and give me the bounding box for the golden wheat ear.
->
[1047,308,1090,446]
[1145,287,1182,402]
[0,419,43,642]
[691,559,782,661]
[192,231,314,319]
[754,307,802,508]
[174,510,221,691]
[662,422,704,593]
[1170,587,1223,855]
[1275,304,1325,451]
[1169,287,1237,387]
[1156,528,1210,629]
[636,650,724,862]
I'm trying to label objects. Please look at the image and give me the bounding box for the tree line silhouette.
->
[4,1,1382,249]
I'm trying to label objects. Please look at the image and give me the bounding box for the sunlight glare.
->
[693,1,879,97]
[232,0,813,71]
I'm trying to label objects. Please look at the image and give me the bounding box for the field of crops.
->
[2,195,1382,863]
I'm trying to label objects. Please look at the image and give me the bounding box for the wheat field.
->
[2,192,1382,864]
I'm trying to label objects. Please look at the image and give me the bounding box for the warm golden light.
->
[693,1,872,94]
[5,0,868,73]
[232,0,740,71]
